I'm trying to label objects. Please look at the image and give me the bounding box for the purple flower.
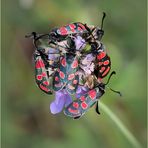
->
[81,63,95,75]
[74,36,86,50]
[80,54,95,74]
[81,53,95,65]
[50,86,89,114]
[48,48,60,61]
[76,85,89,98]
[50,89,72,114]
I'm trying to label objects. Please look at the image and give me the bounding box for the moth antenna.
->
[107,86,122,96]
[25,32,37,39]
[105,71,116,85]
[105,71,122,96]
[101,12,106,30]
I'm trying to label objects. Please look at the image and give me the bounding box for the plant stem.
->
[99,102,142,148]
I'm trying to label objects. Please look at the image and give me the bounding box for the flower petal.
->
[74,36,86,50]
[50,90,66,114]
[64,93,73,107]
[48,48,60,60]
[48,54,59,60]
[76,85,89,98]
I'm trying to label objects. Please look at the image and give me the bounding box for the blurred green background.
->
[2,0,147,148]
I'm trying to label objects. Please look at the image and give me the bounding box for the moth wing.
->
[53,56,67,91]
[96,48,111,79]
[64,87,103,118]
[66,56,79,94]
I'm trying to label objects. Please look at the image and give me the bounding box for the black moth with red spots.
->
[64,83,105,119]
[26,12,121,119]
[64,71,121,119]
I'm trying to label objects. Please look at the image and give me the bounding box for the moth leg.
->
[34,50,54,94]
[74,116,81,120]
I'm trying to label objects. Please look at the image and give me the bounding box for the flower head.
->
[50,89,72,114]
[76,85,89,98]
[74,36,86,50]
[48,48,60,61]
[50,85,89,114]
[80,54,95,75]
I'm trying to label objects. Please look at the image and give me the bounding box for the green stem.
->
[99,102,142,148]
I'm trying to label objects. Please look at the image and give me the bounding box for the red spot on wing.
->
[88,89,96,100]
[73,80,78,84]
[59,27,68,35]
[42,72,47,77]
[59,71,65,79]
[100,67,105,73]
[68,108,79,114]
[36,75,42,80]
[80,96,86,101]
[103,60,110,65]
[78,27,82,31]
[68,74,75,80]
[61,58,66,67]
[39,84,49,92]
[55,76,59,81]
[99,62,103,66]
[71,59,78,68]
[97,52,106,60]
[36,60,45,69]
[43,81,49,86]
[78,23,86,30]
[69,24,76,29]
[71,29,75,32]
[73,102,79,108]
[102,67,110,77]
[81,102,88,109]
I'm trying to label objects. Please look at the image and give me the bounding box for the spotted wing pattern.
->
[66,56,79,94]
[64,87,105,118]
[53,56,67,91]
[96,50,111,79]
[56,23,87,36]
[34,52,52,94]
[52,54,79,93]
[28,18,115,118]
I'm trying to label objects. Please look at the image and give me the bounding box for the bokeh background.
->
[2,0,147,148]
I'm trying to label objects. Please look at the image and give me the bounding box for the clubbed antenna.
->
[108,87,122,96]
[105,71,116,85]
[25,32,50,48]
[25,32,38,48]
[105,71,122,96]
[101,12,106,30]
[25,32,37,39]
